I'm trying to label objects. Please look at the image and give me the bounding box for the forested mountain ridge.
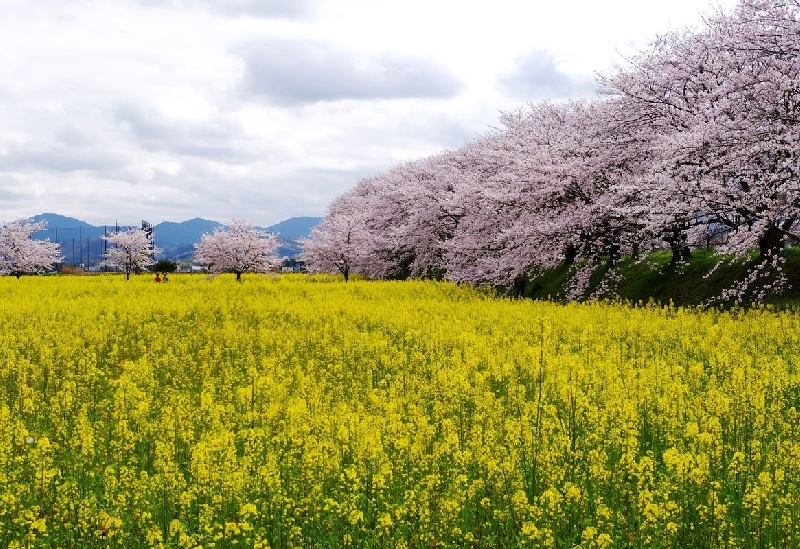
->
[27,213,321,262]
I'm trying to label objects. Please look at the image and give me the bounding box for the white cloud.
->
[239,40,464,104]
[0,0,739,226]
[500,51,597,101]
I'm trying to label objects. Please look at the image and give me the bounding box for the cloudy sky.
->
[0,0,737,227]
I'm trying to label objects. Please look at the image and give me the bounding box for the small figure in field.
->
[162,273,169,282]
[154,273,162,283]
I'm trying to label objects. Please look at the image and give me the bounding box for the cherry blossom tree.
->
[0,218,62,277]
[302,0,800,303]
[437,135,523,284]
[300,183,390,281]
[355,153,465,280]
[301,214,362,282]
[194,220,279,282]
[305,154,468,282]
[441,99,652,295]
[103,227,160,280]
[600,0,800,301]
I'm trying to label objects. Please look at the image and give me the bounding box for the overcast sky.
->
[0,0,737,227]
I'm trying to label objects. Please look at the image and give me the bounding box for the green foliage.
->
[152,259,178,273]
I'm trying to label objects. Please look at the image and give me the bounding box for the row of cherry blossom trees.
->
[104,220,280,281]
[1,218,280,282]
[302,0,800,302]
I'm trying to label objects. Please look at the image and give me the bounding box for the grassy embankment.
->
[524,247,800,307]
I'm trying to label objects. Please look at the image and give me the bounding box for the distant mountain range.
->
[29,213,322,265]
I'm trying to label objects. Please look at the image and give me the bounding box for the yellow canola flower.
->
[0,275,798,547]
[347,509,363,525]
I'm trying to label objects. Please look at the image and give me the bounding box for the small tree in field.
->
[153,259,178,273]
[0,218,63,277]
[194,220,279,282]
[103,227,160,280]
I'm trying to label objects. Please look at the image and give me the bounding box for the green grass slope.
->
[524,247,800,308]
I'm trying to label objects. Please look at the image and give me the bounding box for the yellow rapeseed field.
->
[1,274,799,548]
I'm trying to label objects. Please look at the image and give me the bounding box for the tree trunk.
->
[513,274,526,298]
[758,225,783,258]
[563,244,577,266]
[606,241,620,267]
[665,228,691,264]
[236,271,242,282]
[670,243,691,264]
